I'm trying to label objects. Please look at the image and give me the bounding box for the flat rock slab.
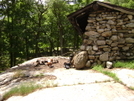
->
[46,68,113,86]
[111,69,134,87]
[6,82,134,101]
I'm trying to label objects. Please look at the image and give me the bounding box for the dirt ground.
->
[1,56,134,101]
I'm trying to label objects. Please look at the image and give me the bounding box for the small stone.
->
[99,21,106,24]
[102,31,112,37]
[107,20,115,25]
[122,47,129,51]
[88,48,95,54]
[87,20,96,23]
[85,26,91,30]
[106,24,111,29]
[88,55,95,59]
[103,48,111,52]
[127,15,133,20]
[111,42,118,47]
[97,29,104,33]
[93,45,98,51]
[99,45,109,48]
[85,61,91,68]
[86,46,92,51]
[109,57,115,61]
[111,35,118,41]
[119,33,124,38]
[118,39,125,44]
[96,51,102,55]
[104,28,110,31]
[106,61,113,69]
[126,23,134,27]
[99,52,109,61]
[83,39,88,44]
[112,47,118,50]
[99,36,105,40]
[131,20,134,23]
[106,40,112,45]
[125,38,134,43]
[96,17,103,21]
[97,40,106,45]
[84,31,99,37]
[132,29,134,33]
[80,45,86,50]
[106,17,115,20]
[87,40,92,45]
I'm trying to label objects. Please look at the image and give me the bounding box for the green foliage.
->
[92,65,103,71]
[3,83,42,100]
[113,61,134,69]
[104,0,134,9]
[0,0,82,70]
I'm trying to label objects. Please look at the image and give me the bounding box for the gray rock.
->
[86,46,92,51]
[97,29,104,33]
[107,20,115,25]
[111,35,118,41]
[87,20,95,23]
[103,48,111,52]
[73,51,88,69]
[106,61,113,69]
[106,40,112,45]
[80,45,86,51]
[125,38,134,43]
[106,17,116,20]
[126,23,134,27]
[99,52,109,61]
[102,31,112,37]
[112,47,118,50]
[88,55,95,59]
[97,40,106,45]
[85,61,91,68]
[93,45,98,51]
[84,31,99,37]
[118,39,125,44]
[85,26,91,30]
[132,29,134,33]
[83,39,88,44]
[111,42,118,47]
[122,47,129,51]
[127,15,133,20]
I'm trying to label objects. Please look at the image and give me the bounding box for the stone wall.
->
[80,11,134,67]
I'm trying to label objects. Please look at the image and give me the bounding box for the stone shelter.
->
[67,1,134,69]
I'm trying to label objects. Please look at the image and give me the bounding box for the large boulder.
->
[73,51,88,69]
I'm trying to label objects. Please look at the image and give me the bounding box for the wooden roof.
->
[67,1,134,36]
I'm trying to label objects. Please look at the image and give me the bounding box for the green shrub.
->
[114,61,134,69]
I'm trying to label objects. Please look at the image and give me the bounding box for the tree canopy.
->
[1,0,133,70]
[104,0,134,8]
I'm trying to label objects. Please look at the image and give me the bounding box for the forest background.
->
[0,0,134,70]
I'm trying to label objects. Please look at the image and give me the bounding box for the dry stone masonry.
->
[79,10,134,68]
